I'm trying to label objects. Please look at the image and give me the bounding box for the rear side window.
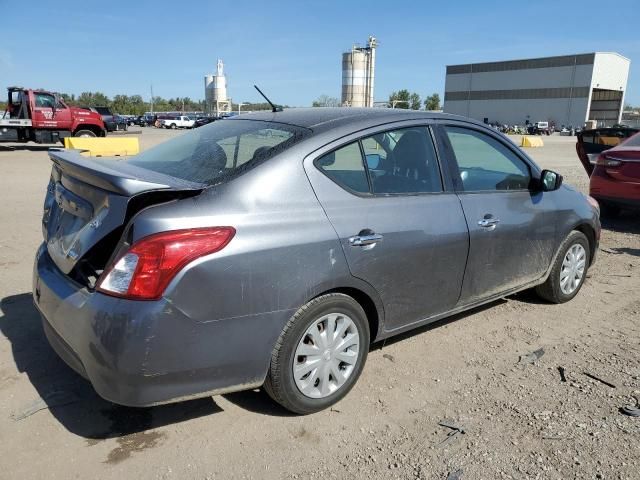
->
[127,120,310,186]
[316,143,369,193]
[362,127,441,194]
[316,126,442,195]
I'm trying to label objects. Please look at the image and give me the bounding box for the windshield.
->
[127,119,311,185]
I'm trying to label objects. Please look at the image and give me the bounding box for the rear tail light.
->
[596,155,623,168]
[97,227,235,300]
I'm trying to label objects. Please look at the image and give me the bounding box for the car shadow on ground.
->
[0,145,57,152]
[0,293,222,440]
[601,210,640,235]
[371,299,506,349]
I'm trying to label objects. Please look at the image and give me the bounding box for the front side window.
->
[35,93,55,108]
[128,120,310,185]
[444,126,531,191]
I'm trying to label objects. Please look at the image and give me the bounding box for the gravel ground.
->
[0,129,638,480]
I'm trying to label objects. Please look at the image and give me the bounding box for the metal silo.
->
[204,59,231,115]
[341,36,377,107]
[204,74,214,110]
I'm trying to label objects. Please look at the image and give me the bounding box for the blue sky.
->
[2,0,638,106]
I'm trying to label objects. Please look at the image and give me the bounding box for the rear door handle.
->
[349,233,383,246]
[478,218,500,228]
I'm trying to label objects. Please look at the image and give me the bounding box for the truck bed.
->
[0,118,33,127]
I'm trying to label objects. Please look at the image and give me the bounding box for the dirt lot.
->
[0,129,638,480]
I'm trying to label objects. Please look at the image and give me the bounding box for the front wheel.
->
[264,293,370,414]
[73,129,97,137]
[536,231,590,303]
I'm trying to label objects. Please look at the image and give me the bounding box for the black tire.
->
[263,293,370,414]
[599,201,621,218]
[73,129,97,137]
[536,231,590,304]
[170,123,177,129]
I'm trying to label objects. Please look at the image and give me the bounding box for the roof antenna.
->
[254,85,283,113]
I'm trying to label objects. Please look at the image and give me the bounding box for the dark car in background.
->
[84,106,127,132]
[33,108,600,414]
[194,116,216,128]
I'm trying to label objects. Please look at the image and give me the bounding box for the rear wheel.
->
[536,231,590,303]
[73,129,97,137]
[264,293,370,414]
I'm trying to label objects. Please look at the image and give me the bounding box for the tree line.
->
[0,91,282,116]
[59,92,204,115]
[312,91,441,110]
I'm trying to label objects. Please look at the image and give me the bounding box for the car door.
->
[32,92,72,130]
[436,123,557,305]
[304,124,469,332]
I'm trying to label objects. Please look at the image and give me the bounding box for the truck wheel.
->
[170,123,177,129]
[74,129,97,137]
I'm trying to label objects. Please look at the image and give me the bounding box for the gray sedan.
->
[33,108,600,414]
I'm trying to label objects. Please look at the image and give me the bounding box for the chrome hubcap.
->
[560,243,586,295]
[293,313,360,399]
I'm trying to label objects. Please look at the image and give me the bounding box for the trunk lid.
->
[576,127,639,176]
[43,149,203,276]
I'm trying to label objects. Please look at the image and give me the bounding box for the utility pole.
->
[150,84,154,114]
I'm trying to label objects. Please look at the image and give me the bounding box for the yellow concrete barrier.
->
[64,137,140,156]
[520,136,544,148]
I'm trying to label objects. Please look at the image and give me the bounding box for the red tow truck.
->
[0,87,106,144]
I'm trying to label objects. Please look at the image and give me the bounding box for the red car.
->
[577,128,640,216]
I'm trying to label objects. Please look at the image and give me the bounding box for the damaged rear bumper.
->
[32,243,291,407]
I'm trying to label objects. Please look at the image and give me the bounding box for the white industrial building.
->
[443,52,630,128]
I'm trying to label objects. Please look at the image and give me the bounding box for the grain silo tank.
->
[212,59,227,103]
[341,36,377,107]
[204,59,230,115]
[204,74,215,109]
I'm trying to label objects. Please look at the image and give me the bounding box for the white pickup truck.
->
[161,115,195,129]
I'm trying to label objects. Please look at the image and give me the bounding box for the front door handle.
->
[478,218,500,228]
[349,233,383,246]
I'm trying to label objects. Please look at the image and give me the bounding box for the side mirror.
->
[366,153,381,169]
[540,169,563,191]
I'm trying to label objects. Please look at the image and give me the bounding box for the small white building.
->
[443,52,630,128]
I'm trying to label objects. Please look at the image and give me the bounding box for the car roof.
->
[227,107,480,134]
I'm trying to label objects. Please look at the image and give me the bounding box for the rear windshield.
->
[623,132,640,147]
[127,119,311,185]
[94,107,112,115]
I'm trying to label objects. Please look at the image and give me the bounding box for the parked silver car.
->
[33,108,600,414]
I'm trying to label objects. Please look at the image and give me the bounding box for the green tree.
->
[312,95,340,107]
[409,92,421,110]
[77,91,110,107]
[388,89,411,109]
[424,93,441,111]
